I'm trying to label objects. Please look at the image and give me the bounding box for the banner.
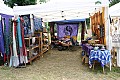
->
[57,24,78,38]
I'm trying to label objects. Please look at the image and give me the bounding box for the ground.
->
[0,46,120,80]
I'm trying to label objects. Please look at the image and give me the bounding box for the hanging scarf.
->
[17,17,23,48]
[12,20,19,67]
[3,18,10,63]
[9,19,13,67]
[20,17,27,56]
[19,17,28,63]
[9,19,13,46]
[0,16,5,57]
[15,20,20,55]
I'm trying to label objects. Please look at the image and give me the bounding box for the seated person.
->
[51,36,58,42]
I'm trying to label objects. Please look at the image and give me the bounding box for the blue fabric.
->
[0,18,5,55]
[89,50,111,67]
[21,15,31,35]
[17,17,23,48]
[33,15,42,31]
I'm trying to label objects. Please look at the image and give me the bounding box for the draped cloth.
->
[17,17,23,48]
[3,18,9,55]
[12,20,19,67]
[0,17,4,57]
[20,17,28,64]
[9,19,13,67]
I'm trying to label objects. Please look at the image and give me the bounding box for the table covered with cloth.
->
[82,44,93,55]
[89,50,111,67]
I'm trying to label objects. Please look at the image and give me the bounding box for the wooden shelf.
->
[25,31,49,64]
[42,48,48,53]
[30,45,39,49]
[24,37,32,39]
[28,53,40,63]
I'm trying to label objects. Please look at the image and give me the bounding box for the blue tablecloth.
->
[89,50,111,67]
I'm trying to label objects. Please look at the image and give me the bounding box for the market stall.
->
[0,0,111,70]
[109,2,120,67]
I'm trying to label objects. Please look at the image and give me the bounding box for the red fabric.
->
[13,20,17,37]
[20,17,27,56]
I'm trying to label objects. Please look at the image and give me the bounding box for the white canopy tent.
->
[13,0,109,22]
[109,2,120,67]
[109,2,120,17]
[0,2,13,16]
[13,0,111,53]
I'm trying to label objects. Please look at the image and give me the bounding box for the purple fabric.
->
[82,44,93,55]
[0,13,13,55]
[0,18,4,54]
[57,24,78,38]
[0,13,13,33]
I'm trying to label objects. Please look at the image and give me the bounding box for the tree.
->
[109,0,120,7]
[4,0,48,8]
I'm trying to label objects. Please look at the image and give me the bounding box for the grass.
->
[0,66,11,70]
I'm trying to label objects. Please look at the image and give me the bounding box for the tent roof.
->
[0,2,13,16]
[13,0,109,22]
[109,2,120,17]
[51,19,85,23]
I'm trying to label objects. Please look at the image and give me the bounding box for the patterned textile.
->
[21,15,31,35]
[57,24,78,38]
[89,50,111,67]
[33,15,42,31]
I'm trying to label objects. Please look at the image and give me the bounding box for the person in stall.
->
[51,35,59,48]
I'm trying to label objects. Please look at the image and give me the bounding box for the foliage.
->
[39,0,49,4]
[109,0,120,7]
[4,0,48,8]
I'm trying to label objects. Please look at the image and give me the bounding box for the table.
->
[89,50,111,72]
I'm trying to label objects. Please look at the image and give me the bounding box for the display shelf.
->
[24,34,41,63]
[30,45,39,49]
[28,53,40,63]
[24,31,50,63]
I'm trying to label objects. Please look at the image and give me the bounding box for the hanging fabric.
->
[3,18,10,64]
[9,19,13,67]
[19,17,28,64]
[0,16,5,56]
[12,19,19,67]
